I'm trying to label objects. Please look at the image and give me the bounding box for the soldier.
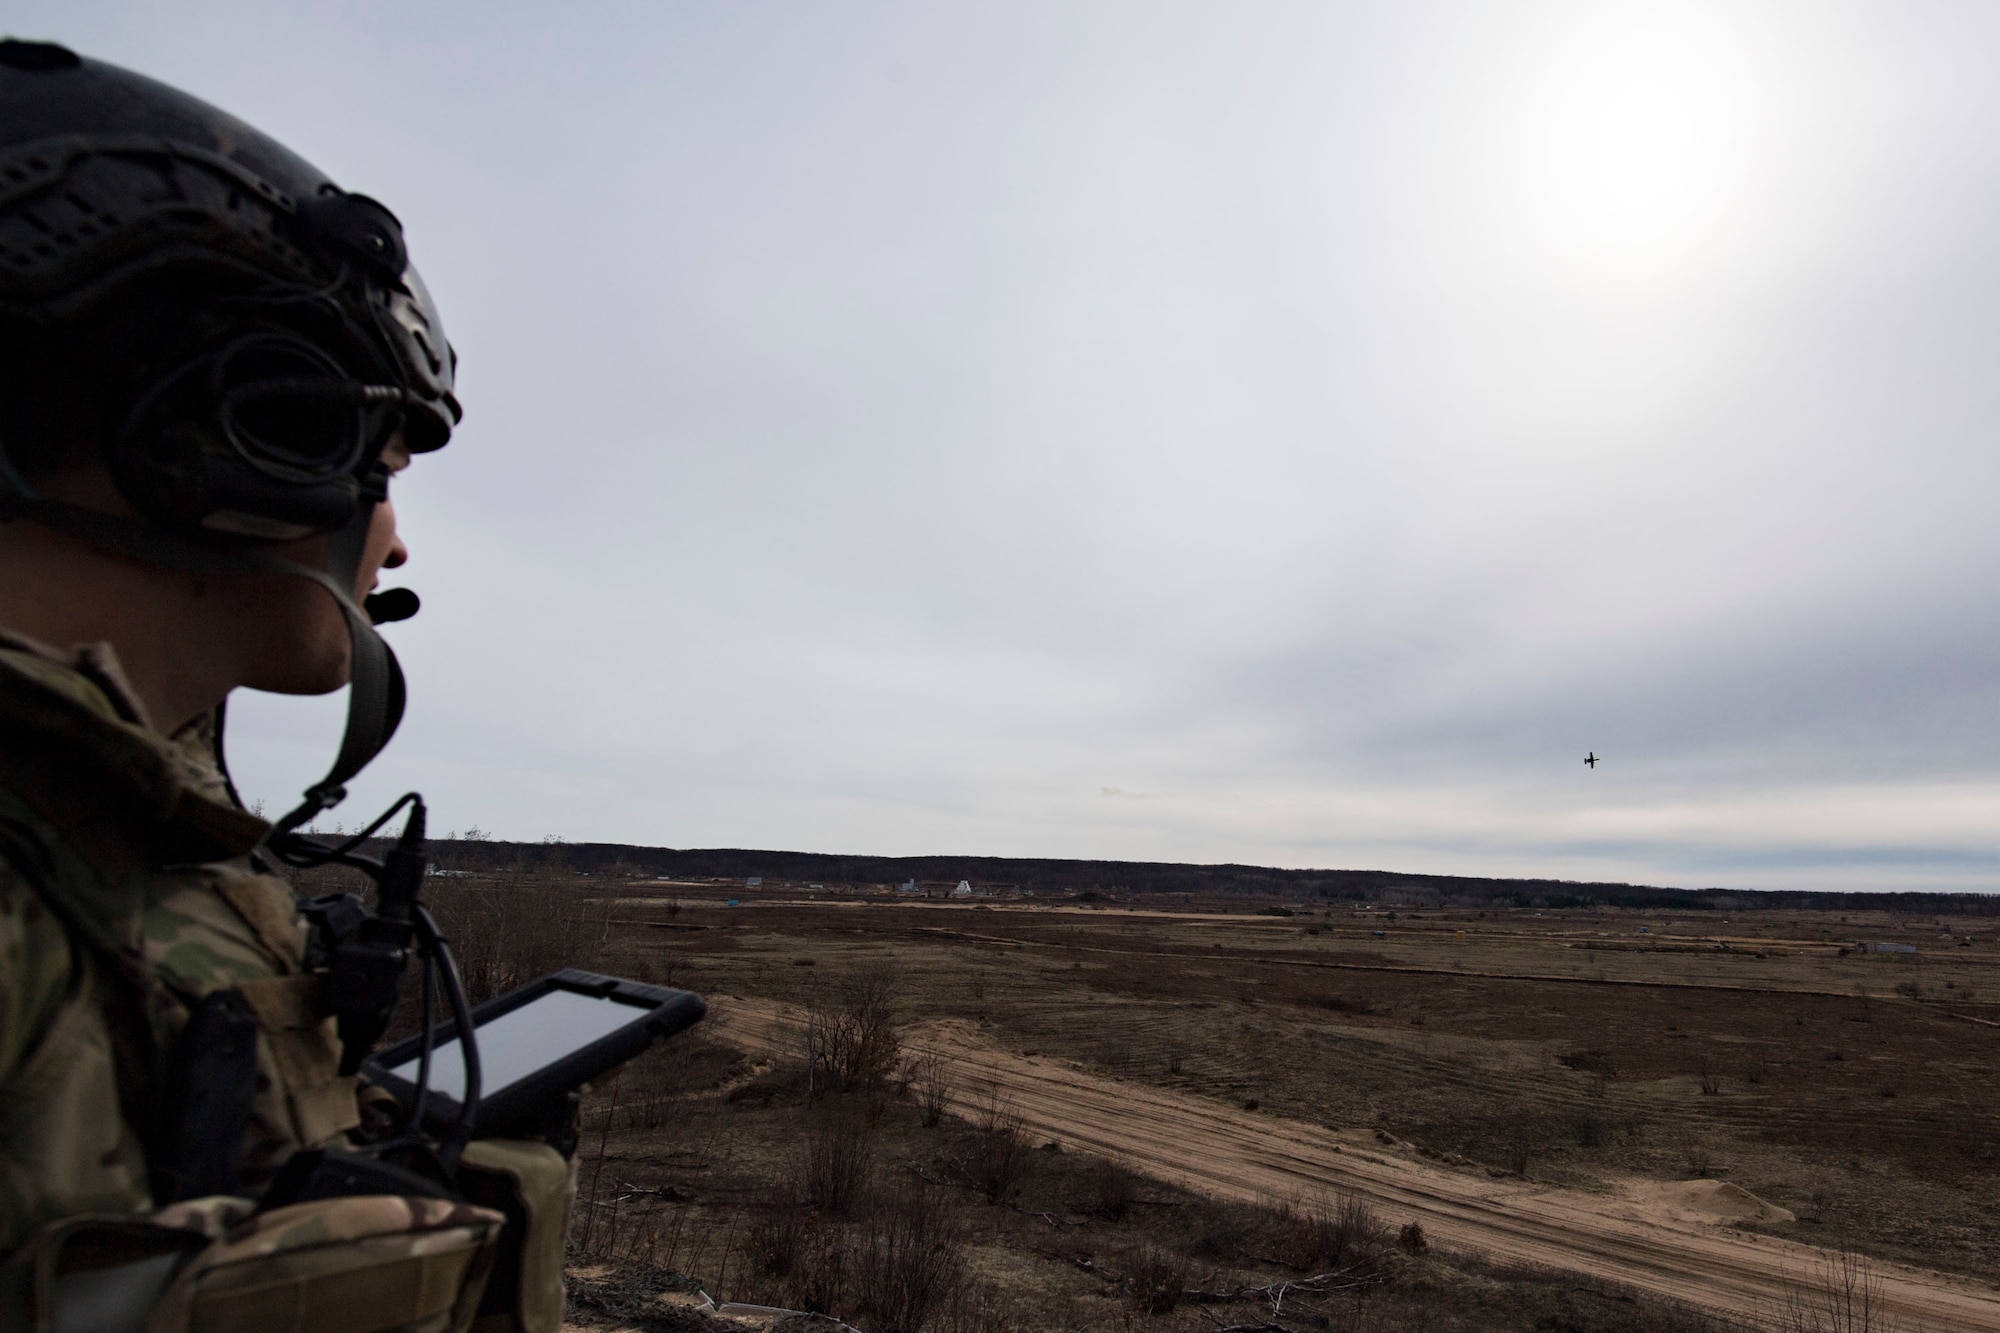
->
[0,38,569,1332]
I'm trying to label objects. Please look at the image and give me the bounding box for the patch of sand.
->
[705,995,2000,1331]
[1623,1178,1796,1226]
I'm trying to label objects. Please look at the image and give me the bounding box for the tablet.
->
[365,968,706,1135]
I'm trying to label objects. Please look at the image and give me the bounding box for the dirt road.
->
[707,996,2000,1331]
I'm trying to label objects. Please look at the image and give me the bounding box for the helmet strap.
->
[0,493,406,836]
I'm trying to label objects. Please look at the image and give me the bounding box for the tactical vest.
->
[0,639,568,1332]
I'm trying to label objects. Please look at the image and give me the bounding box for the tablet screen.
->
[384,988,645,1101]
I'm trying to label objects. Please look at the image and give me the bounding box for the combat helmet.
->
[0,37,457,839]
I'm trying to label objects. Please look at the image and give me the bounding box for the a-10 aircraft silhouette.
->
[1585,752,1598,768]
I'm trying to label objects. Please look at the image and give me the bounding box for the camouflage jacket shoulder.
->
[0,633,360,1279]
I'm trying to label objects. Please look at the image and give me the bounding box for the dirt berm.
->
[708,997,2000,1332]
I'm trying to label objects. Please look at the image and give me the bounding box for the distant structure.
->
[745,876,762,887]
[1861,941,1917,955]
[951,880,974,898]
[898,879,918,895]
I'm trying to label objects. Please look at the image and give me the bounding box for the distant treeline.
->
[422,840,2000,917]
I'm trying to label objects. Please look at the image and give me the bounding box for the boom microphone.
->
[364,587,420,624]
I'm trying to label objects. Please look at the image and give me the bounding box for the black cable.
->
[417,903,480,1170]
[404,946,437,1139]
[270,790,421,870]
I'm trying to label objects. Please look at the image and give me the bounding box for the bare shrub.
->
[850,1177,967,1333]
[618,1033,735,1131]
[1193,1204,1252,1258]
[1278,1190,1384,1271]
[421,861,615,1004]
[1503,1125,1534,1177]
[1398,1221,1430,1255]
[805,969,903,1100]
[840,971,901,1085]
[1779,1248,1886,1333]
[1683,1141,1715,1179]
[1124,1245,1190,1316]
[913,1047,953,1128]
[788,1214,849,1314]
[798,1102,875,1216]
[963,1088,1032,1206]
[742,1204,808,1281]
[1089,1155,1138,1221]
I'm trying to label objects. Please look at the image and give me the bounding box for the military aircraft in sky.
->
[1585,752,1598,768]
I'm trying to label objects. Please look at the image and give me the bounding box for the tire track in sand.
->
[707,996,2000,1331]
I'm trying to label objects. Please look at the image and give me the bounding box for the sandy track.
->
[706,996,2000,1331]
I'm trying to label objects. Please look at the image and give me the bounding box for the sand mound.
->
[1626,1178,1796,1225]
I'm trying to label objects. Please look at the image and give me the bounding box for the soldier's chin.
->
[241,624,355,697]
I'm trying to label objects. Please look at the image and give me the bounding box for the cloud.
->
[34,0,2000,892]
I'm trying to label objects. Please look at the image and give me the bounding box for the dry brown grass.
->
[415,864,2000,1326]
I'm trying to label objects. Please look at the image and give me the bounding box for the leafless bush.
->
[1089,1155,1138,1221]
[798,1102,875,1216]
[740,1203,852,1314]
[850,1177,967,1333]
[804,969,903,1099]
[1504,1125,1534,1177]
[912,1047,953,1128]
[1398,1221,1430,1255]
[1778,1248,1888,1333]
[742,1204,809,1280]
[1278,1190,1384,1271]
[1683,1141,1716,1178]
[617,1035,722,1131]
[420,862,614,1004]
[962,1088,1032,1206]
[788,1214,849,1314]
[1124,1245,1190,1315]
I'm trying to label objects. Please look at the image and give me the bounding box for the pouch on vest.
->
[9,1197,243,1333]
[153,990,261,1203]
[15,1193,502,1333]
[455,1139,576,1333]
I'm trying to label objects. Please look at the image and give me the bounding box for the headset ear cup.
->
[110,412,210,531]
[107,332,378,543]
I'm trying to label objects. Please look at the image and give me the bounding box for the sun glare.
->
[1473,8,1783,293]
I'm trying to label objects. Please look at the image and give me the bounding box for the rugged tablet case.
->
[363,968,707,1136]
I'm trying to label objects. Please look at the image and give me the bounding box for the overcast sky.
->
[25,2,2000,891]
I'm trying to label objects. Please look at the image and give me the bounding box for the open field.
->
[702,996,2000,1329]
[396,865,2000,1329]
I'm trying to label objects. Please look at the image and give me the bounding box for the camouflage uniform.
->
[0,630,369,1318]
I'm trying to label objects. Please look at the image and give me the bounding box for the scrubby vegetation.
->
[294,844,2000,1330]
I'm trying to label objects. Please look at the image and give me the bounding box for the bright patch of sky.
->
[25,1,2000,890]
